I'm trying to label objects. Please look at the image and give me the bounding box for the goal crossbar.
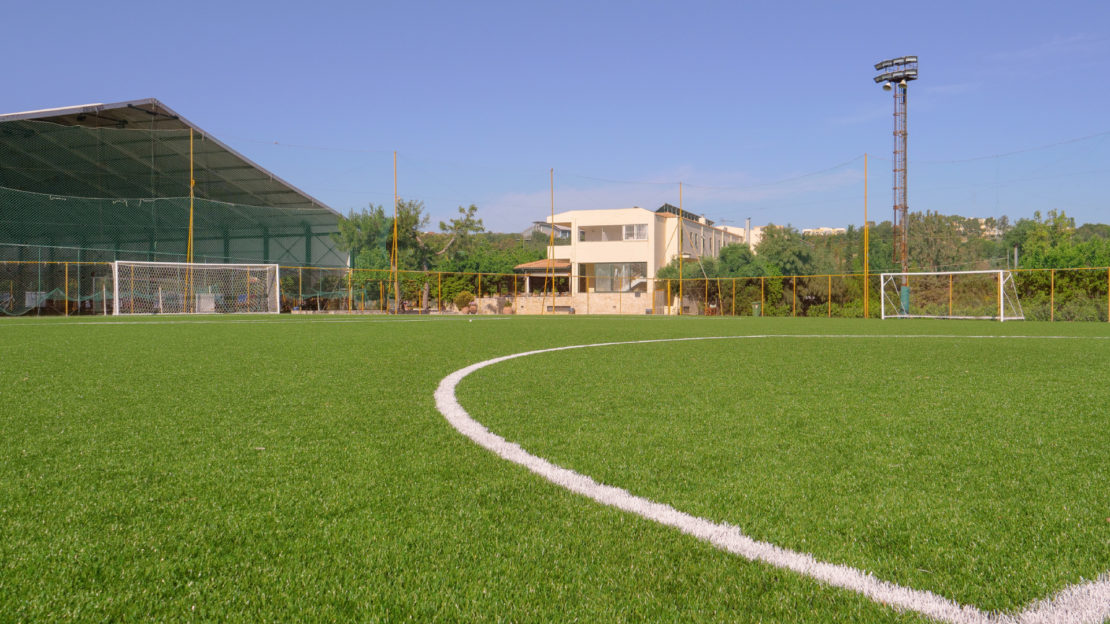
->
[880,270,1024,322]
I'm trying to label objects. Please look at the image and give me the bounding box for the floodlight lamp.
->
[899,79,907,87]
[882,81,892,91]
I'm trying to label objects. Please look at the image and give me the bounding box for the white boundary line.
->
[0,316,512,328]
[434,335,1110,624]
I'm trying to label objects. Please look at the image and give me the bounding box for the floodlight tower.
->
[873,56,918,295]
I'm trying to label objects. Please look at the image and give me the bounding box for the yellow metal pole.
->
[678,182,683,316]
[1050,269,1055,322]
[64,262,69,317]
[298,268,302,308]
[828,274,832,318]
[792,276,797,317]
[542,169,556,315]
[392,151,400,314]
[188,129,195,264]
[187,128,196,311]
[949,273,953,316]
[863,153,869,319]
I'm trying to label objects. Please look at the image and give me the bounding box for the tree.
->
[333,205,390,265]
[436,204,485,263]
[755,225,823,276]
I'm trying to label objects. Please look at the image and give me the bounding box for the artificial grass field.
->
[1,315,1107,622]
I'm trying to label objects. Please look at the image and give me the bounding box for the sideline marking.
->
[0,315,511,328]
[434,335,1110,624]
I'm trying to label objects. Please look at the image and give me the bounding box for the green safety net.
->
[0,118,346,314]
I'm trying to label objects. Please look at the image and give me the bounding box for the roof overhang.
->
[514,259,572,273]
[0,98,338,219]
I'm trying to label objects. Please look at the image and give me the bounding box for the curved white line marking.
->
[434,335,1110,624]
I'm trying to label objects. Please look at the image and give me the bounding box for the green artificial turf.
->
[1,314,1106,622]
[465,329,1110,613]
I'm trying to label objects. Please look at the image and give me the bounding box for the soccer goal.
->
[112,261,280,315]
[880,270,1024,321]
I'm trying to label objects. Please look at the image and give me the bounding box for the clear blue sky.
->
[3,0,1108,232]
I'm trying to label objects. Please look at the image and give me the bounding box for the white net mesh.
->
[880,270,1023,321]
[112,262,280,315]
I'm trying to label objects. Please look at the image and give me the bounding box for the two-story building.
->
[513,204,745,314]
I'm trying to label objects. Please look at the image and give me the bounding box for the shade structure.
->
[0,99,345,267]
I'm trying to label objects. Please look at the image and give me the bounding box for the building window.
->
[594,262,647,292]
[623,224,647,240]
[578,228,585,242]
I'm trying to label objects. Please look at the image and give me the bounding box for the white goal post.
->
[112,261,281,315]
[880,270,1024,322]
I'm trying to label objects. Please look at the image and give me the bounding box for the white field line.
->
[0,316,511,328]
[433,335,1110,624]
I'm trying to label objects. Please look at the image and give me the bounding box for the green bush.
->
[453,290,475,311]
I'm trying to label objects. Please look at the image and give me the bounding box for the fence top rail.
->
[10,260,1110,280]
[0,260,113,266]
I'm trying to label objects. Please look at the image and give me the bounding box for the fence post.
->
[792,276,797,317]
[1051,269,1055,322]
[949,274,954,317]
[64,262,69,317]
[827,274,831,317]
[760,277,765,315]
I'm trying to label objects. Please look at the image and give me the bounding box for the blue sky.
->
[3,0,1109,232]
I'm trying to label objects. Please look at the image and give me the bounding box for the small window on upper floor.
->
[623,224,647,240]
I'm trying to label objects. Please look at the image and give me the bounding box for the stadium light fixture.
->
[874,55,918,307]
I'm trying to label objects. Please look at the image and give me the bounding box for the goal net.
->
[112,261,280,315]
[880,270,1024,321]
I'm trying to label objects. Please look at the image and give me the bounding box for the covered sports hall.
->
[0,99,344,314]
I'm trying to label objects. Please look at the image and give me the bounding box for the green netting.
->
[0,188,344,266]
[0,261,114,316]
[0,118,345,271]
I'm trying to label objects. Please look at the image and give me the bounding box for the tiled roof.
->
[514,259,572,272]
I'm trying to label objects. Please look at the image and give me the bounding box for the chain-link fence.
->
[4,256,1109,321]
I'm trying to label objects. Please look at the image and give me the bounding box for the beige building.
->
[802,226,847,236]
[544,204,743,295]
[509,205,744,314]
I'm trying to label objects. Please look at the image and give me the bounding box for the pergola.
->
[513,258,571,293]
